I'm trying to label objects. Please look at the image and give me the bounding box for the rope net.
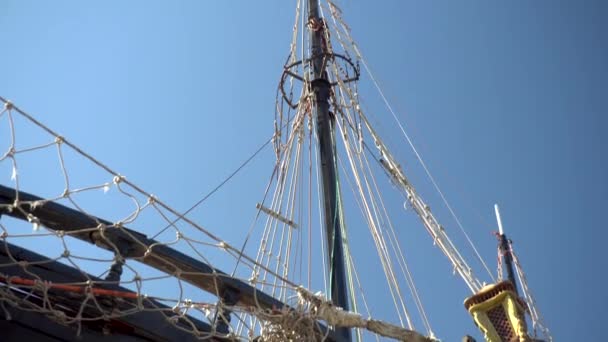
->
[0,98,269,339]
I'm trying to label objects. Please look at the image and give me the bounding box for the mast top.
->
[494,204,504,236]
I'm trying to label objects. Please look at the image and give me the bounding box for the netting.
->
[0,97,293,339]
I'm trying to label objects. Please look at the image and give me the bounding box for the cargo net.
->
[0,98,334,340]
[0,97,433,342]
[0,98,314,340]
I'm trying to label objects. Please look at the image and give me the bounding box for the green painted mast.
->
[307,0,351,340]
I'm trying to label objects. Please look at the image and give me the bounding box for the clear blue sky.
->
[1,1,606,340]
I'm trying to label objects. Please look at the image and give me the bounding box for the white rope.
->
[321,25,433,332]
[360,147,434,336]
[326,7,494,287]
[335,117,413,329]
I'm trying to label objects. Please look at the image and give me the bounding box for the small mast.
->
[495,204,518,294]
[494,204,504,236]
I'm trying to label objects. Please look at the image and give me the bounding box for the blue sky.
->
[1,0,607,340]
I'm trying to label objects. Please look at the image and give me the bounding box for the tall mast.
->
[307,0,351,340]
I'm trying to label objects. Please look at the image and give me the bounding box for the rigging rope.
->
[324,6,495,285]
[151,133,273,240]
[511,247,552,341]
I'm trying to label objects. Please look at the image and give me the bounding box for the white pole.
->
[494,204,504,235]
